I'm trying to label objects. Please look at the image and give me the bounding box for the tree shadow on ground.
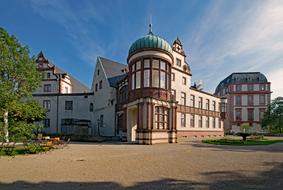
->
[187,141,283,153]
[0,162,282,190]
[203,162,283,190]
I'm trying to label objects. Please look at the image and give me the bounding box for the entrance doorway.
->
[127,106,138,143]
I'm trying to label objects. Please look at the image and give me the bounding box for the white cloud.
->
[266,68,283,99]
[29,0,105,65]
[185,0,283,96]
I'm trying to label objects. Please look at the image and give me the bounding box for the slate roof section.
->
[108,74,127,88]
[215,72,268,94]
[99,56,128,78]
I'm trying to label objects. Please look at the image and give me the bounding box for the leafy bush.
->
[28,144,44,154]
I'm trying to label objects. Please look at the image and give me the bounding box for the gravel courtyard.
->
[0,140,283,190]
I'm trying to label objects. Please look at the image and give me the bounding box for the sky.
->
[0,0,282,98]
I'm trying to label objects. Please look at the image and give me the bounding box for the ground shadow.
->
[1,162,282,190]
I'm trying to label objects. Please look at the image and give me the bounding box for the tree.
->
[262,97,283,135]
[0,27,44,142]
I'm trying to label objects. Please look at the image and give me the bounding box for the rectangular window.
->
[171,89,176,100]
[171,72,175,81]
[99,115,104,127]
[65,101,73,111]
[160,71,166,89]
[182,77,186,85]
[259,109,265,120]
[97,69,100,76]
[144,59,150,68]
[259,84,265,91]
[248,84,253,91]
[43,118,50,128]
[206,99,210,110]
[213,118,216,128]
[248,95,254,106]
[99,80,102,89]
[181,92,186,105]
[43,84,51,92]
[206,116,209,128]
[155,107,168,129]
[136,71,141,89]
[190,95,195,107]
[198,116,202,128]
[43,100,51,112]
[152,59,159,69]
[198,97,203,109]
[212,101,216,111]
[131,63,135,72]
[181,113,186,127]
[47,72,51,78]
[152,70,159,88]
[160,61,166,70]
[176,58,181,67]
[144,70,150,87]
[248,109,254,121]
[236,96,241,106]
[136,61,141,70]
[235,109,242,120]
[259,95,265,105]
[236,84,242,92]
[95,83,98,91]
[131,74,135,90]
[190,115,195,128]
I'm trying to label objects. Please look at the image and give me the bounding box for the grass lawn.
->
[0,146,52,156]
[202,138,283,146]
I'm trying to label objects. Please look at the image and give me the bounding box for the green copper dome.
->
[128,32,173,57]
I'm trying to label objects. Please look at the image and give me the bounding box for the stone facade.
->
[215,72,271,133]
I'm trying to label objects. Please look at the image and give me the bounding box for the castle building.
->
[33,28,226,144]
[215,72,271,133]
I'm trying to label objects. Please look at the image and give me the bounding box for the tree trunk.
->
[3,110,9,142]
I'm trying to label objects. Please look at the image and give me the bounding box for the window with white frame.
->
[190,95,195,107]
[181,92,186,106]
[43,100,51,111]
[155,107,168,129]
[176,58,181,67]
[181,113,186,127]
[198,115,202,128]
[190,114,195,128]
[43,84,51,92]
[65,101,73,111]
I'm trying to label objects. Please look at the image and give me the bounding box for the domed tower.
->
[125,26,177,144]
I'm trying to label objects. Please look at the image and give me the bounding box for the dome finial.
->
[148,14,153,34]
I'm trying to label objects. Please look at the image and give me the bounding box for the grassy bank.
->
[202,138,283,146]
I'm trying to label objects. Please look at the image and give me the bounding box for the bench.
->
[0,142,16,155]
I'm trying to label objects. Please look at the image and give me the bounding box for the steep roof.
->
[215,72,268,94]
[98,56,127,78]
[36,51,90,93]
[55,66,90,93]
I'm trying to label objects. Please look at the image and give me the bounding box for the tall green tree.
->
[262,97,283,134]
[0,27,43,142]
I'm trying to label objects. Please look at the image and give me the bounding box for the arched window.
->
[90,103,93,112]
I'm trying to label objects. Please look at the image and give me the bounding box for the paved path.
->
[0,141,283,190]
